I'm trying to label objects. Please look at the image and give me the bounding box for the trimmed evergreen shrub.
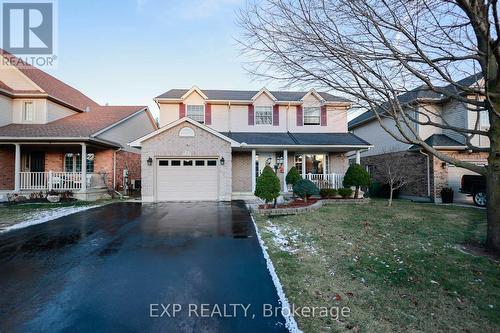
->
[338,188,353,198]
[285,166,302,186]
[320,188,338,199]
[343,163,370,198]
[293,179,319,202]
[254,165,281,205]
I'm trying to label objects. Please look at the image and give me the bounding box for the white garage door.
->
[156,159,218,201]
[447,163,483,203]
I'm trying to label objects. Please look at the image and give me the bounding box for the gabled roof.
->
[156,88,351,103]
[301,89,325,102]
[348,73,483,130]
[408,134,466,150]
[252,87,277,101]
[181,86,208,99]
[0,106,148,142]
[0,50,100,111]
[130,117,241,148]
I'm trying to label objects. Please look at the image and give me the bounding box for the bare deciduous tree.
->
[376,151,415,207]
[238,0,500,252]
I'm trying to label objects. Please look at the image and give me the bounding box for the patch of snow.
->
[251,215,302,333]
[1,205,101,233]
[265,223,299,254]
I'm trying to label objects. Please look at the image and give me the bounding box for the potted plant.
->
[441,187,454,203]
[46,190,61,203]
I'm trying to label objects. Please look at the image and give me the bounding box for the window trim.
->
[186,104,205,123]
[303,106,321,126]
[254,105,273,125]
[64,153,94,173]
[23,101,34,122]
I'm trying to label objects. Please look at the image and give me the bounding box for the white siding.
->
[47,100,76,122]
[418,103,442,140]
[467,109,490,148]
[98,111,156,152]
[0,94,13,126]
[352,117,412,157]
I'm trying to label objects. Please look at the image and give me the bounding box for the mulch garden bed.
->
[259,199,318,209]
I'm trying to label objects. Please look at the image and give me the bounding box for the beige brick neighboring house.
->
[0,50,158,201]
[348,74,488,203]
[131,86,372,202]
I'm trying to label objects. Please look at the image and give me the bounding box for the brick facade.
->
[361,150,488,201]
[361,151,429,198]
[115,151,141,191]
[232,152,252,192]
[0,146,15,190]
[44,152,64,172]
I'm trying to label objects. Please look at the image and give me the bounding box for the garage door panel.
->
[156,160,219,201]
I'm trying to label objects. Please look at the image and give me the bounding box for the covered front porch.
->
[0,140,115,200]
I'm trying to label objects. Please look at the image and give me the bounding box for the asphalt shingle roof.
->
[221,132,371,146]
[348,73,483,129]
[409,134,465,150]
[157,89,350,103]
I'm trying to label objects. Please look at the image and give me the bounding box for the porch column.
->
[14,144,21,192]
[251,149,256,193]
[283,149,288,193]
[302,153,306,178]
[356,150,361,164]
[81,143,87,192]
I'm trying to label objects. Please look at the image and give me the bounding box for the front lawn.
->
[0,201,110,232]
[255,199,499,332]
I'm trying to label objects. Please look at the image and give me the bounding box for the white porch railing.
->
[306,173,344,189]
[19,172,108,191]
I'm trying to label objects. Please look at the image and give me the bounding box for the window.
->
[294,154,327,174]
[480,110,490,129]
[64,153,94,173]
[187,105,205,123]
[183,160,193,166]
[195,160,205,166]
[23,101,34,122]
[171,160,181,166]
[159,160,169,166]
[207,160,217,166]
[255,106,272,125]
[303,107,320,125]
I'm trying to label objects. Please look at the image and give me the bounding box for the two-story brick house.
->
[131,86,372,202]
[348,75,488,203]
[0,50,157,200]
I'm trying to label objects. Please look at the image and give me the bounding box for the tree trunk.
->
[355,186,359,199]
[388,186,394,207]
[486,109,500,253]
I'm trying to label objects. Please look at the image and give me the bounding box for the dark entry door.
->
[30,152,45,172]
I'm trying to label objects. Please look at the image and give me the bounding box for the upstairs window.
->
[23,101,34,122]
[187,105,205,123]
[303,107,320,125]
[255,106,272,125]
[480,110,490,129]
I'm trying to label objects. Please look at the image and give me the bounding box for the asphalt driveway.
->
[0,202,288,333]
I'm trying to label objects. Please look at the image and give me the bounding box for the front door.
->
[30,152,45,172]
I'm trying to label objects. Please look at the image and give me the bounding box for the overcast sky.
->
[43,0,356,119]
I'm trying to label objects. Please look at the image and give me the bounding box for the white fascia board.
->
[181,86,208,100]
[252,88,278,101]
[91,107,148,137]
[239,144,374,149]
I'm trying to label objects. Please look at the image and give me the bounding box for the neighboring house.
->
[0,51,157,200]
[130,86,372,202]
[348,75,488,203]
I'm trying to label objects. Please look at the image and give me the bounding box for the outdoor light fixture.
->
[220,157,225,165]
[147,157,153,166]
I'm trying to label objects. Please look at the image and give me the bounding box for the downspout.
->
[113,148,124,199]
[286,102,290,132]
[418,149,431,200]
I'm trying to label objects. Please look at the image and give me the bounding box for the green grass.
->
[255,199,499,333]
[0,200,112,230]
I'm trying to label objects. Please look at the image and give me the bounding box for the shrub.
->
[293,179,319,202]
[343,163,370,198]
[320,188,338,199]
[369,181,381,197]
[285,166,302,186]
[338,188,353,198]
[254,165,281,205]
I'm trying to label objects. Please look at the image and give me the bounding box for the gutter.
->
[418,149,432,199]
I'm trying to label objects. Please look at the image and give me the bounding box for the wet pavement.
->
[0,202,288,333]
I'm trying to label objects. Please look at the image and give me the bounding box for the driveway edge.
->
[250,212,302,333]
